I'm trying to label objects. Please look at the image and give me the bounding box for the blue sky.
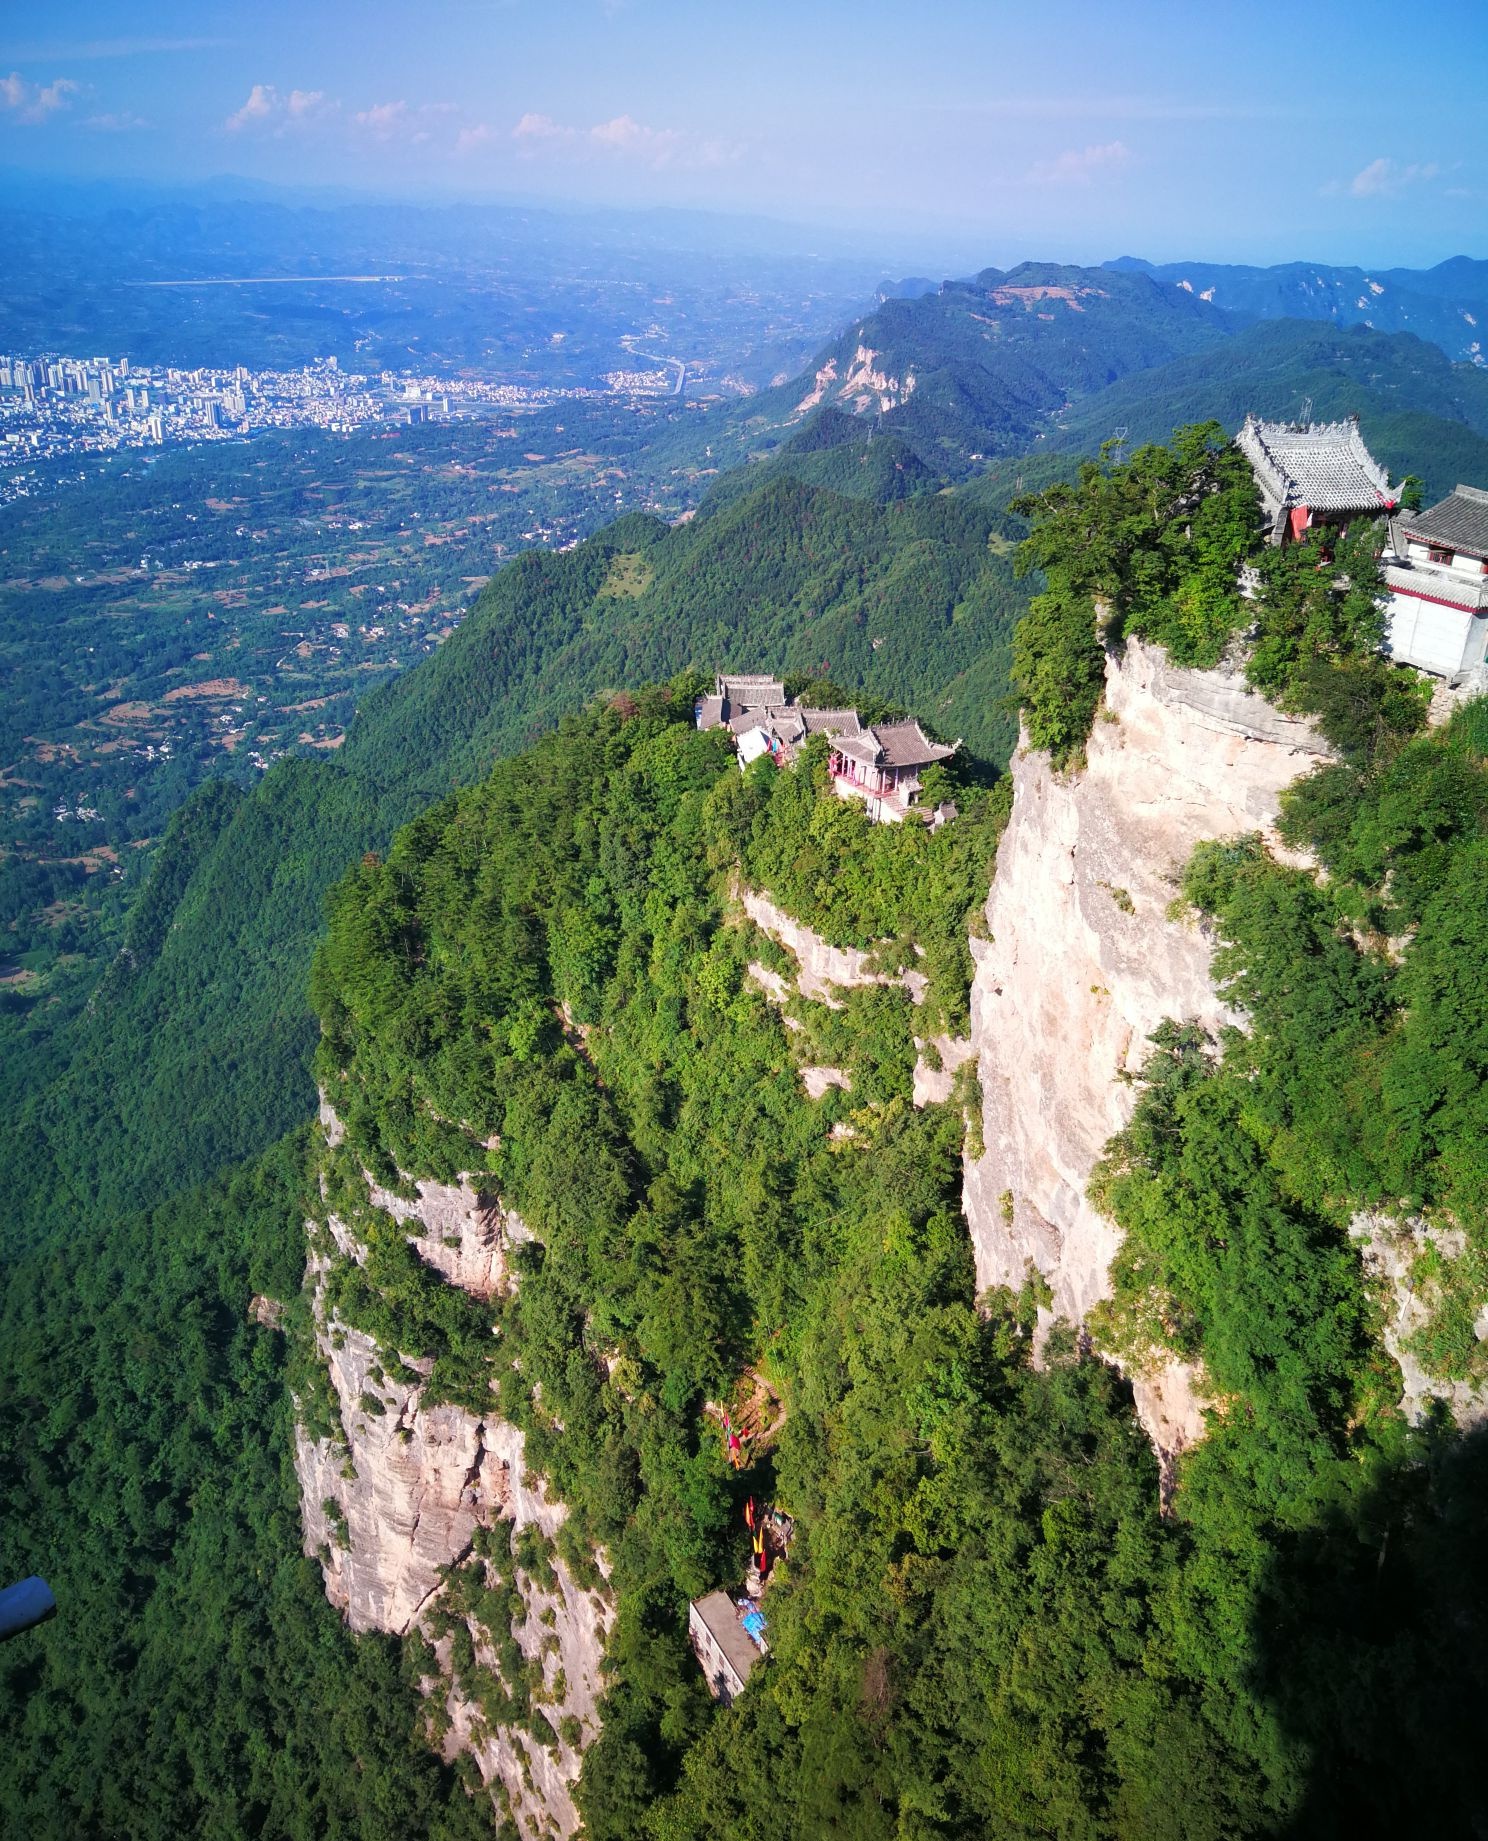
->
[2,0,1485,269]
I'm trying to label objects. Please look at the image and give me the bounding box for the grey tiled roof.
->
[697,695,726,730]
[1385,562,1488,613]
[730,704,806,744]
[834,719,957,771]
[1237,414,1395,513]
[718,674,785,708]
[1401,485,1488,560]
[873,719,957,769]
[800,707,862,737]
[833,732,882,767]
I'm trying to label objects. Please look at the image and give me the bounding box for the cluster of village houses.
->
[686,414,1488,1702]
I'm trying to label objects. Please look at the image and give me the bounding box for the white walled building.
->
[1383,486,1488,684]
[688,1591,764,1704]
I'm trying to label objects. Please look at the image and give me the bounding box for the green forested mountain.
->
[1045,318,1488,499]
[732,260,1235,471]
[1,468,1027,1244]
[727,261,1488,509]
[14,764,381,1244]
[9,224,1488,1841]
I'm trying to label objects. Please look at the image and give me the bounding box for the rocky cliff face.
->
[962,638,1329,1457]
[295,1118,610,1839]
[740,883,973,1106]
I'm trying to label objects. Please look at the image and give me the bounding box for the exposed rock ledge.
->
[963,638,1330,1461]
[740,884,928,1005]
[1352,1213,1488,1428]
[364,1171,521,1300]
[295,1113,609,1839]
[741,883,967,1104]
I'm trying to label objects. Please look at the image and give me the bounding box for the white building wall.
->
[1385,593,1484,678]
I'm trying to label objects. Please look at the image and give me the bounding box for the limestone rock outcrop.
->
[741,882,966,1107]
[364,1171,519,1300]
[740,884,928,1005]
[295,1112,609,1839]
[297,1316,492,1634]
[1351,1212,1488,1428]
[963,638,1329,1455]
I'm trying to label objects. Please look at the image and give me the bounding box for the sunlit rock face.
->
[294,1111,609,1840]
[963,638,1329,1460]
[1350,1212,1488,1429]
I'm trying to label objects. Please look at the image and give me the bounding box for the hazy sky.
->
[2,0,1485,269]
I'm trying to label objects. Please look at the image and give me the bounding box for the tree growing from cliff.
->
[1010,421,1406,767]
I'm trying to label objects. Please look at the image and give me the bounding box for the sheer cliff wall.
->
[962,638,1330,1456]
[295,1108,610,1841]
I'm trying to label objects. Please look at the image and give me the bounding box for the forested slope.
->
[306,646,1488,1837]
[1045,319,1488,498]
[0,1137,497,1841]
[2,470,1026,1244]
[343,475,1025,807]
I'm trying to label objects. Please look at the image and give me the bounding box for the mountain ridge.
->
[1106,252,1488,364]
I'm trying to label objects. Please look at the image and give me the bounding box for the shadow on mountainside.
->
[1251,1416,1488,1839]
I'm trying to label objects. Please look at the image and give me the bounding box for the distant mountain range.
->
[739,262,1233,469]
[728,258,1488,504]
[1107,255,1488,366]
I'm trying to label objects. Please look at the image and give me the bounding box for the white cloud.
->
[354,99,411,139]
[353,99,456,145]
[511,109,737,170]
[512,111,574,148]
[1349,156,1440,199]
[84,110,150,132]
[225,83,276,131]
[456,122,497,154]
[590,113,684,163]
[0,71,79,124]
[225,84,334,134]
[1024,140,1131,186]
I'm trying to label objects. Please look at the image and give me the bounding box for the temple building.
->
[697,671,957,822]
[1236,414,1397,545]
[828,720,958,823]
[696,673,862,766]
[1382,485,1488,684]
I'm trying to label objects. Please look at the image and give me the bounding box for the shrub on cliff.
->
[1010,421,1407,767]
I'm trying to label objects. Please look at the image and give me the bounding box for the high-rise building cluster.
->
[0,346,664,478]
